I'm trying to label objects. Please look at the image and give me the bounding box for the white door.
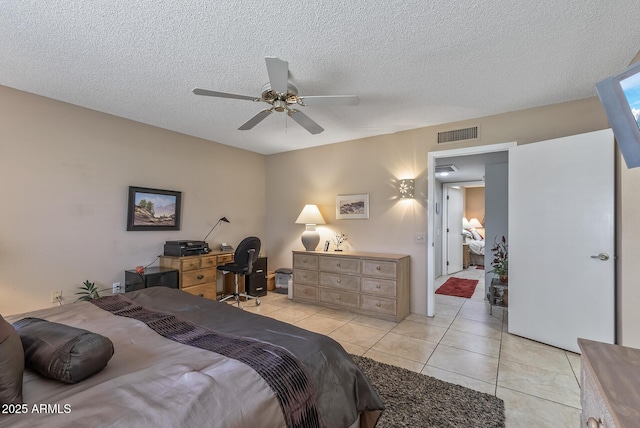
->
[509,129,614,353]
[446,186,464,274]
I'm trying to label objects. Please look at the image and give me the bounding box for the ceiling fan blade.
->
[297,95,360,106]
[265,57,289,94]
[193,88,258,101]
[288,110,324,135]
[238,109,273,130]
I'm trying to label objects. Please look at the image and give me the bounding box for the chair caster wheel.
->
[255,299,261,306]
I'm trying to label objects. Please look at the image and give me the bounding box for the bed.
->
[1,287,383,428]
[464,229,485,266]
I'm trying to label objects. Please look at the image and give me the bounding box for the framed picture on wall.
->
[336,194,370,220]
[127,186,182,231]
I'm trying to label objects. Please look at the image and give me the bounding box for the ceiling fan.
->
[193,57,360,135]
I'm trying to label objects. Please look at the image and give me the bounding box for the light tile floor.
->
[230,267,582,427]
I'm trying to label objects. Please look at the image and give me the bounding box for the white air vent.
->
[437,126,479,144]
[435,164,458,174]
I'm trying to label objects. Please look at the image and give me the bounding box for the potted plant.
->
[76,280,101,301]
[490,236,508,284]
[332,233,348,251]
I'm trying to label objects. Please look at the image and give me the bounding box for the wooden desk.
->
[159,250,234,300]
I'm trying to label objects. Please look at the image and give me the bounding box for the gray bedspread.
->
[2,287,383,428]
[125,288,384,428]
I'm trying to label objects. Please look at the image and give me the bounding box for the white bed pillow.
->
[0,314,24,404]
[470,228,483,241]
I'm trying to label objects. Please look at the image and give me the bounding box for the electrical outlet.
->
[112,282,121,294]
[415,233,426,243]
[51,290,62,303]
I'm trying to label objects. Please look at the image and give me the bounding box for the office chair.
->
[218,236,262,307]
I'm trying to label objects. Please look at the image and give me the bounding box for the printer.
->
[163,240,210,257]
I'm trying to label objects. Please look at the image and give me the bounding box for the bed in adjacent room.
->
[1,287,383,428]
[464,229,485,266]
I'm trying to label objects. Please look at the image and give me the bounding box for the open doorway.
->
[441,181,485,276]
[426,142,515,317]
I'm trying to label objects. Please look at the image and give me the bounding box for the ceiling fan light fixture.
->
[193,57,358,134]
[273,100,288,112]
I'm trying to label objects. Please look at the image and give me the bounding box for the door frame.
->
[427,142,516,317]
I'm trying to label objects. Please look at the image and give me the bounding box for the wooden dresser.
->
[578,338,640,427]
[292,251,410,322]
[159,250,233,300]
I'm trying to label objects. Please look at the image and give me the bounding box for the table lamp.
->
[295,205,326,251]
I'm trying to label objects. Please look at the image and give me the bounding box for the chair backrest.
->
[233,236,261,275]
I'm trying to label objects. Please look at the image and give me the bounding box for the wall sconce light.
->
[295,204,326,251]
[398,179,415,198]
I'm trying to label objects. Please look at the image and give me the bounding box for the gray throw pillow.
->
[0,314,24,404]
[12,317,114,384]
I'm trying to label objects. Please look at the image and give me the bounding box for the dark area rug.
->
[435,277,479,298]
[352,354,505,428]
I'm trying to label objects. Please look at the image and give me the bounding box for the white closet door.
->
[508,129,614,353]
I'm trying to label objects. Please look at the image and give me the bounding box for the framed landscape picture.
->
[336,194,370,219]
[127,186,182,231]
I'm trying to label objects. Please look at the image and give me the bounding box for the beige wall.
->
[5,84,640,347]
[266,97,611,318]
[0,86,266,315]
[464,187,485,230]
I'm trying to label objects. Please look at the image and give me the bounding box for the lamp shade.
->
[462,217,472,229]
[469,218,483,228]
[295,205,326,225]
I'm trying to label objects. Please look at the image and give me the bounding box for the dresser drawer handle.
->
[197,275,204,280]
[376,284,381,288]
[376,302,381,307]
[376,266,381,270]
[336,262,341,267]
[303,290,307,294]
[337,296,341,300]
[587,417,603,428]
[337,279,341,284]
[303,274,307,279]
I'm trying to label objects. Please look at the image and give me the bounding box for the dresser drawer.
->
[182,268,215,287]
[217,254,234,264]
[199,255,217,269]
[293,284,318,301]
[581,361,616,428]
[294,269,318,285]
[362,260,397,279]
[294,254,319,270]
[320,289,359,309]
[180,258,201,271]
[361,295,397,316]
[319,256,360,275]
[320,272,360,292]
[182,283,213,298]
[362,278,397,297]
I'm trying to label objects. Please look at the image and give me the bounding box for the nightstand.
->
[462,243,470,269]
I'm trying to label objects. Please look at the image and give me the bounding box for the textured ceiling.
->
[1,1,639,155]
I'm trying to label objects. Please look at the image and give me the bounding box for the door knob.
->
[590,253,609,261]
